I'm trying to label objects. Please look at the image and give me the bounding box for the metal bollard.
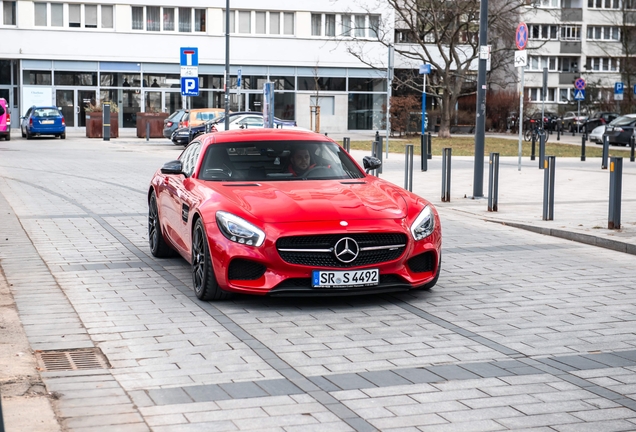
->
[427,132,432,159]
[531,132,536,161]
[103,103,111,142]
[631,135,635,163]
[608,157,623,229]
[343,137,350,153]
[581,134,586,162]
[377,136,383,174]
[488,152,499,212]
[557,121,560,141]
[0,387,4,432]
[542,156,556,221]
[146,121,150,141]
[421,134,428,172]
[539,132,546,169]
[602,134,609,169]
[404,144,414,192]
[371,140,379,176]
[441,148,451,202]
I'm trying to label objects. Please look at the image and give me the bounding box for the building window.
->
[34,2,47,26]
[560,25,581,40]
[537,0,559,6]
[586,57,619,71]
[369,15,379,38]
[587,0,620,8]
[84,4,97,28]
[526,56,558,71]
[238,10,250,33]
[526,87,557,102]
[146,6,159,31]
[102,5,113,28]
[23,70,52,85]
[529,24,558,40]
[132,6,143,30]
[587,26,619,40]
[284,12,294,34]
[194,8,205,31]
[311,13,321,36]
[163,7,174,31]
[179,7,191,32]
[341,14,351,36]
[255,11,265,34]
[2,1,16,25]
[51,3,62,26]
[348,93,386,130]
[270,12,279,34]
[354,15,365,37]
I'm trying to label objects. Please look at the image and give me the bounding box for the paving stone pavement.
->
[1,135,636,431]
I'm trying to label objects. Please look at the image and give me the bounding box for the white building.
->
[522,0,629,111]
[0,0,394,132]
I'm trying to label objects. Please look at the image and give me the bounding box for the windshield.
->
[198,140,365,181]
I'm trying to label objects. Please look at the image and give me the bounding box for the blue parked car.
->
[20,106,66,139]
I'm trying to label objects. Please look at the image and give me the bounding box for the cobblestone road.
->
[1,137,636,431]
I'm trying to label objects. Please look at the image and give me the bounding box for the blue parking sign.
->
[181,77,199,96]
[615,82,624,94]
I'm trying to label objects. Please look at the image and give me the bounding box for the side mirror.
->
[363,156,382,173]
[160,160,183,175]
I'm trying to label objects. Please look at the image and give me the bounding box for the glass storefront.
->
[348,93,386,130]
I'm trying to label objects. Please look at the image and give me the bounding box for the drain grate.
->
[36,348,109,372]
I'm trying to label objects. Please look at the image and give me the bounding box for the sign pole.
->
[518,67,524,171]
[515,22,528,172]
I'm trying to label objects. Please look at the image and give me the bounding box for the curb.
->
[487,219,636,256]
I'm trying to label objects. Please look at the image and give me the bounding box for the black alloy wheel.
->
[148,191,175,257]
[192,219,229,301]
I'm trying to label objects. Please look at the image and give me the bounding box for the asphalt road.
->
[1,134,636,431]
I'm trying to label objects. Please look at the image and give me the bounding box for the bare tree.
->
[345,0,526,137]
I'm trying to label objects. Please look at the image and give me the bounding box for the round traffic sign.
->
[574,78,586,90]
[516,23,528,50]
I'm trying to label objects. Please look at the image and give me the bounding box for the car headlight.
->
[410,205,435,241]
[216,211,265,247]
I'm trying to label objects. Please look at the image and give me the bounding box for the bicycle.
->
[523,120,549,143]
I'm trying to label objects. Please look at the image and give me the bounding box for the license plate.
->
[42,120,54,124]
[312,269,379,288]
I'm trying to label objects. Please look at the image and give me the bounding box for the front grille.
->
[228,259,266,280]
[407,252,436,273]
[277,233,407,268]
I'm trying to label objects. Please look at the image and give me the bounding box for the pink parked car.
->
[0,98,10,141]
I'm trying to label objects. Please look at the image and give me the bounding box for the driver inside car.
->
[287,146,316,176]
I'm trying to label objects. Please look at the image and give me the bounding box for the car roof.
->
[202,128,330,145]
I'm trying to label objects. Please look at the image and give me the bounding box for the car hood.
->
[203,178,409,223]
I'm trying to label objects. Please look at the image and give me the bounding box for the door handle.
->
[76,106,80,114]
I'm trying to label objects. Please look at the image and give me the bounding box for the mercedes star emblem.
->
[334,237,359,263]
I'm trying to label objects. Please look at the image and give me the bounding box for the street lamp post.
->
[473,0,488,198]
[224,0,230,130]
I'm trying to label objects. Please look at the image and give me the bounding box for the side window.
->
[180,142,201,178]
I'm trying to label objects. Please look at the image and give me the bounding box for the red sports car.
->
[148,129,442,300]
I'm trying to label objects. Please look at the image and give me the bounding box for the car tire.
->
[192,218,230,301]
[148,191,176,258]
[60,132,66,139]
[5,133,9,141]
[26,130,32,140]
[418,253,442,291]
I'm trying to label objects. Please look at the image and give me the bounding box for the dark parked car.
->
[604,114,636,146]
[170,112,298,145]
[525,111,559,132]
[20,106,66,139]
[583,112,619,134]
[163,109,188,138]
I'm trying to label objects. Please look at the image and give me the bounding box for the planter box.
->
[136,112,169,138]
[86,112,119,138]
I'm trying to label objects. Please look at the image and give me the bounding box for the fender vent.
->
[35,348,109,372]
